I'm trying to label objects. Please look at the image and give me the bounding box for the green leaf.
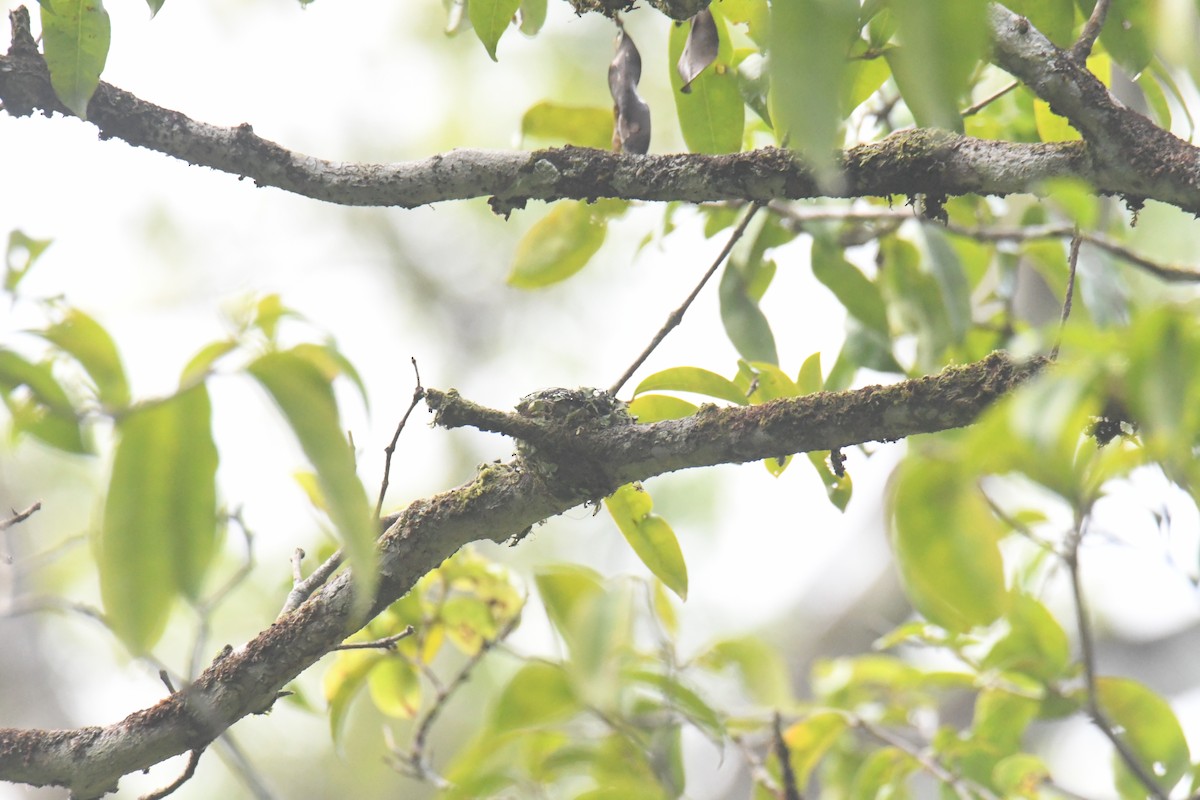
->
[5,230,53,293]
[323,648,383,745]
[367,657,422,719]
[851,747,919,800]
[1096,677,1191,796]
[628,394,698,423]
[534,564,606,644]
[248,350,377,616]
[796,351,823,394]
[886,0,988,129]
[492,662,580,733]
[180,339,239,385]
[783,711,849,785]
[807,451,852,511]
[992,753,1051,799]
[811,237,890,335]
[40,0,111,119]
[981,594,1070,682]
[99,385,218,653]
[39,308,130,409]
[605,483,688,601]
[699,635,794,706]
[633,366,747,405]
[624,669,725,741]
[144,0,165,16]
[973,689,1041,755]
[469,0,520,60]
[668,8,745,154]
[888,454,1009,632]
[770,0,859,177]
[1082,0,1153,74]
[719,262,778,364]
[520,101,613,149]
[922,227,972,343]
[518,0,546,35]
[0,350,87,453]
[508,200,610,289]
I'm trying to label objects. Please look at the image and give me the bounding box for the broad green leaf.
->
[886,0,988,129]
[628,394,698,423]
[811,238,889,335]
[5,230,53,293]
[1034,97,1080,142]
[624,669,725,741]
[744,361,799,402]
[719,262,778,364]
[770,0,859,178]
[99,385,218,653]
[981,594,1070,682]
[851,747,919,799]
[520,102,613,149]
[784,711,849,785]
[248,350,377,616]
[1136,70,1171,129]
[796,351,823,394]
[323,647,383,745]
[721,0,770,44]
[633,366,747,405]
[1096,677,1191,797]
[492,662,580,733]
[40,0,111,119]
[888,455,1009,632]
[367,657,422,719]
[0,349,87,452]
[842,41,892,114]
[518,0,546,35]
[699,635,794,706]
[469,0,520,60]
[1080,0,1153,74]
[922,227,972,343]
[535,564,605,644]
[992,753,1051,799]
[973,689,1041,755]
[39,308,130,409]
[509,201,609,288]
[442,594,498,655]
[605,483,688,600]
[668,8,745,154]
[0,350,76,416]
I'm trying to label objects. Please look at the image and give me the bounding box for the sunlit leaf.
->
[492,662,580,733]
[368,657,422,719]
[628,394,698,423]
[784,711,849,785]
[509,201,610,288]
[99,385,218,653]
[521,101,613,149]
[324,647,383,745]
[888,454,1009,632]
[605,483,688,600]
[634,366,747,405]
[248,350,377,616]
[469,0,520,60]
[669,8,744,154]
[1097,677,1191,797]
[39,308,130,410]
[40,0,110,118]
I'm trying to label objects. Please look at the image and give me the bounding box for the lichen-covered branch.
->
[6,7,1198,214]
[0,351,1045,797]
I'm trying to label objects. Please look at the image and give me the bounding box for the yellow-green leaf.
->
[248,350,377,616]
[99,385,218,653]
[628,394,698,423]
[492,662,580,733]
[40,0,111,119]
[39,308,130,410]
[469,0,520,61]
[521,101,614,149]
[633,366,747,405]
[508,201,609,289]
[605,483,688,600]
[368,657,422,719]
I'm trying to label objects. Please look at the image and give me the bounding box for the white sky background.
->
[1,0,1199,797]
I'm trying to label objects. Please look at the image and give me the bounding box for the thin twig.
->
[399,614,521,784]
[290,548,305,584]
[1065,514,1170,800]
[609,202,762,395]
[1072,0,1111,61]
[139,749,204,800]
[375,357,425,521]
[1050,229,1081,360]
[961,80,1018,117]
[333,626,415,651]
[278,548,343,618]
[0,502,41,532]
[772,712,803,800]
[855,717,998,800]
[730,732,784,798]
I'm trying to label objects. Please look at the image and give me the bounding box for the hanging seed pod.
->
[609,28,651,154]
[677,8,718,94]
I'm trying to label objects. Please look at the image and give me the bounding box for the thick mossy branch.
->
[0,351,1045,797]
[5,7,1200,214]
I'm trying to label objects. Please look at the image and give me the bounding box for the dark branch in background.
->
[771,712,803,800]
[5,10,1200,216]
[0,352,1046,797]
[609,202,761,395]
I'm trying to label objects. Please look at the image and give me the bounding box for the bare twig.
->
[398,614,521,784]
[772,712,803,800]
[1050,229,1081,360]
[1072,0,1111,61]
[278,548,343,618]
[139,749,204,800]
[961,80,1018,117]
[290,548,305,584]
[1064,514,1170,800]
[375,358,425,521]
[0,502,41,532]
[334,626,415,651]
[610,202,762,395]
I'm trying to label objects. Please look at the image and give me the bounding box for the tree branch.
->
[0,351,1045,797]
[7,7,1198,214]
